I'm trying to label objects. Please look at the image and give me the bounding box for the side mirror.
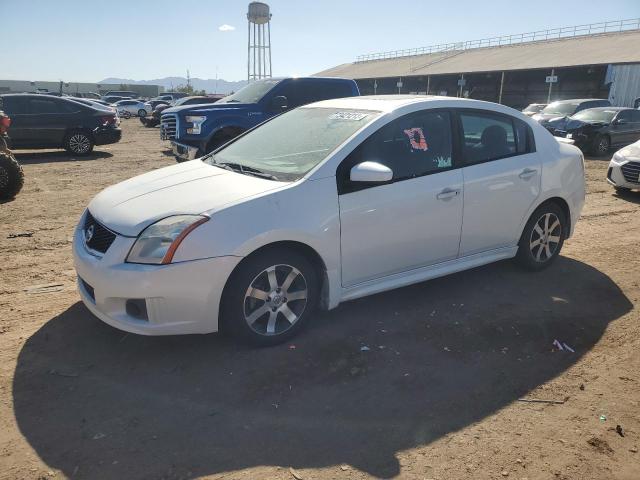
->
[350,161,393,183]
[613,118,626,125]
[271,96,288,112]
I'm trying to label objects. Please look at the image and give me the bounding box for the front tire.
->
[64,131,94,156]
[515,203,566,271]
[221,248,319,346]
[592,134,610,156]
[0,151,24,200]
[138,109,147,117]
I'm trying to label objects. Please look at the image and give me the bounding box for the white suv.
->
[73,96,586,345]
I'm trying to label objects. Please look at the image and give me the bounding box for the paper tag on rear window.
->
[328,112,368,121]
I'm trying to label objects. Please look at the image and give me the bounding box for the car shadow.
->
[613,188,640,205]
[13,150,113,165]
[12,257,631,479]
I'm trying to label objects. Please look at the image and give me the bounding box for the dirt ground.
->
[1,120,639,480]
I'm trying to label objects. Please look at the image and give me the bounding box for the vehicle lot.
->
[1,120,639,479]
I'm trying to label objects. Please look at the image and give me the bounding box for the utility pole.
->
[186,69,191,90]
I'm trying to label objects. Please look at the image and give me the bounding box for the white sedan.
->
[113,99,149,118]
[607,140,640,191]
[73,96,586,346]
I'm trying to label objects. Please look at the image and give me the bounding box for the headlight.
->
[611,152,627,165]
[126,215,209,264]
[186,115,206,135]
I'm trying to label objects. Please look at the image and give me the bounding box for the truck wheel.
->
[0,151,24,200]
[205,129,244,154]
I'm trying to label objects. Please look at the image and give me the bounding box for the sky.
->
[1,0,639,82]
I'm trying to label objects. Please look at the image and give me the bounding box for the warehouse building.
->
[316,19,640,109]
[0,80,163,98]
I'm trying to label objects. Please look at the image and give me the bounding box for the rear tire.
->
[64,131,94,156]
[0,151,24,200]
[221,248,319,346]
[515,202,566,271]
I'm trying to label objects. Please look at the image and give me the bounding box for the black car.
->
[0,94,122,155]
[531,99,611,128]
[549,107,640,155]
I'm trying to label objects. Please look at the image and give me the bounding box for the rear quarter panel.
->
[529,126,586,238]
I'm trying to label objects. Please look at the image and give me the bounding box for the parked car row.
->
[0,93,122,154]
[521,98,640,156]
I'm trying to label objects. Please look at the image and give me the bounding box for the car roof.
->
[551,98,607,104]
[307,95,506,113]
[579,107,628,112]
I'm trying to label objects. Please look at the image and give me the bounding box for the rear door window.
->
[459,112,518,164]
[2,96,29,114]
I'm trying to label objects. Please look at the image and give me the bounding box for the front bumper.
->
[72,215,242,335]
[607,160,640,190]
[94,127,122,146]
[172,141,200,161]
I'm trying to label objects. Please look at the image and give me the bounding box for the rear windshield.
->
[204,107,381,181]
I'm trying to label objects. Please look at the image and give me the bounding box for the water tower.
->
[247,2,272,82]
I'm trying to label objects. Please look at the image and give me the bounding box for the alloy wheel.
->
[597,137,609,154]
[529,212,562,262]
[69,134,91,154]
[243,264,308,336]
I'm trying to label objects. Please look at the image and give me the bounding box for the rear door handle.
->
[437,188,460,200]
[519,168,538,179]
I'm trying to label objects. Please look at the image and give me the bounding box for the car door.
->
[457,109,541,256]
[26,97,79,146]
[1,96,30,147]
[338,109,463,287]
[611,110,635,145]
[630,110,640,144]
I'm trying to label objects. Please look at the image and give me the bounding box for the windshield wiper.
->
[216,162,279,181]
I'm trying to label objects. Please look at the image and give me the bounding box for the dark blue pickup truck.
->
[161,77,359,161]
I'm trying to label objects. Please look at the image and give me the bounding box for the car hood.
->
[564,118,608,130]
[533,113,568,124]
[88,160,287,236]
[162,102,254,115]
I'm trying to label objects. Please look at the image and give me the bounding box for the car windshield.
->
[204,107,381,181]
[541,102,580,115]
[217,79,281,104]
[571,109,617,123]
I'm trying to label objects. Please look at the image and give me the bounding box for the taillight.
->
[100,115,116,126]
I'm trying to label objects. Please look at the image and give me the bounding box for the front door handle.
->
[437,188,460,200]
[519,168,538,180]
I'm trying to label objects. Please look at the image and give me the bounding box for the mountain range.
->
[99,77,247,94]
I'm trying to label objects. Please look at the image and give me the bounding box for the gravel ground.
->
[0,120,639,480]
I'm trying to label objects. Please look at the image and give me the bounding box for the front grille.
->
[621,161,640,184]
[160,113,177,140]
[83,211,116,254]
